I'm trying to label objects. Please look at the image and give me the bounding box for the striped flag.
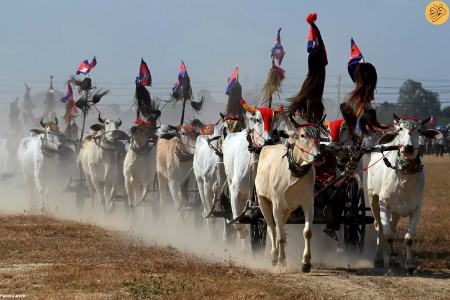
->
[348,38,365,82]
[225,67,239,95]
[60,82,73,103]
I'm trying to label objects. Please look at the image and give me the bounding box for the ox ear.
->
[30,129,45,135]
[90,124,104,132]
[421,129,441,139]
[377,131,398,145]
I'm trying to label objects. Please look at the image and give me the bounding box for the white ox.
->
[193,120,230,237]
[255,121,323,272]
[17,118,65,210]
[156,123,199,220]
[123,122,158,208]
[222,99,283,241]
[79,114,128,212]
[368,114,440,273]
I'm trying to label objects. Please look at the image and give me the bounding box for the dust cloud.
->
[0,107,377,273]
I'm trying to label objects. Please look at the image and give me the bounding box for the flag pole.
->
[180,60,186,125]
[180,96,187,125]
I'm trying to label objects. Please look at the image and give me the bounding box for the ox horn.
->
[118,119,122,127]
[421,117,431,126]
[240,98,256,114]
[40,118,45,128]
[393,113,401,122]
[54,117,58,126]
[317,114,326,125]
[289,114,300,129]
[274,105,284,115]
[98,113,105,124]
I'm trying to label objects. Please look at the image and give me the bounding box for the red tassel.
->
[134,119,154,126]
[273,65,285,81]
[306,13,317,24]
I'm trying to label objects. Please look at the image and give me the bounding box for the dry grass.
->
[0,156,448,299]
[397,155,450,269]
[0,215,311,299]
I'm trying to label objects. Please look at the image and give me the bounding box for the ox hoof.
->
[407,267,416,275]
[389,257,400,268]
[301,263,311,273]
[278,259,286,268]
[374,259,384,269]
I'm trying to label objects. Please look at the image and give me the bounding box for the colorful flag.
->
[76,56,97,75]
[178,61,187,80]
[60,82,73,103]
[306,13,328,66]
[172,61,187,91]
[225,67,239,95]
[348,38,365,82]
[137,58,152,86]
[271,28,285,65]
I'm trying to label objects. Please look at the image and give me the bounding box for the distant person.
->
[418,135,425,157]
[435,133,445,157]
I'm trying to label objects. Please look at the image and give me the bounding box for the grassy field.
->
[401,155,450,269]
[0,155,448,299]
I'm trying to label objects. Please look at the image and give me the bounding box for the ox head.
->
[240,99,284,147]
[90,113,129,142]
[130,119,158,145]
[30,117,65,152]
[220,113,241,135]
[168,120,202,155]
[377,114,441,159]
[288,115,325,165]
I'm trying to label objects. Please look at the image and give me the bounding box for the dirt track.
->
[0,157,449,299]
[0,215,448,299]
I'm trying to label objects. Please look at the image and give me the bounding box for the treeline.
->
[377,79,449,126]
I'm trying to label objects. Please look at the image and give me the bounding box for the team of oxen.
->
[8,97,439,274]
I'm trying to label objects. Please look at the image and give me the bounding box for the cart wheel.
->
[250,218,267,254]
[343,177,366,254]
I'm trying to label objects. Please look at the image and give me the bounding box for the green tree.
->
[377,101,399,124]
[397,79,440,119]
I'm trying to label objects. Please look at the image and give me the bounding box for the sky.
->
[0,0,449,106]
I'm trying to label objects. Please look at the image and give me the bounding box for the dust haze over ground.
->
[1,109,449,298]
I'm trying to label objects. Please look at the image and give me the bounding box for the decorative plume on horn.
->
[70,76,92,91]
[288,13,326,124]
[259,27,286,108]
[92,89,109,104]
[240,98,256,114]
[134,85,161,122]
